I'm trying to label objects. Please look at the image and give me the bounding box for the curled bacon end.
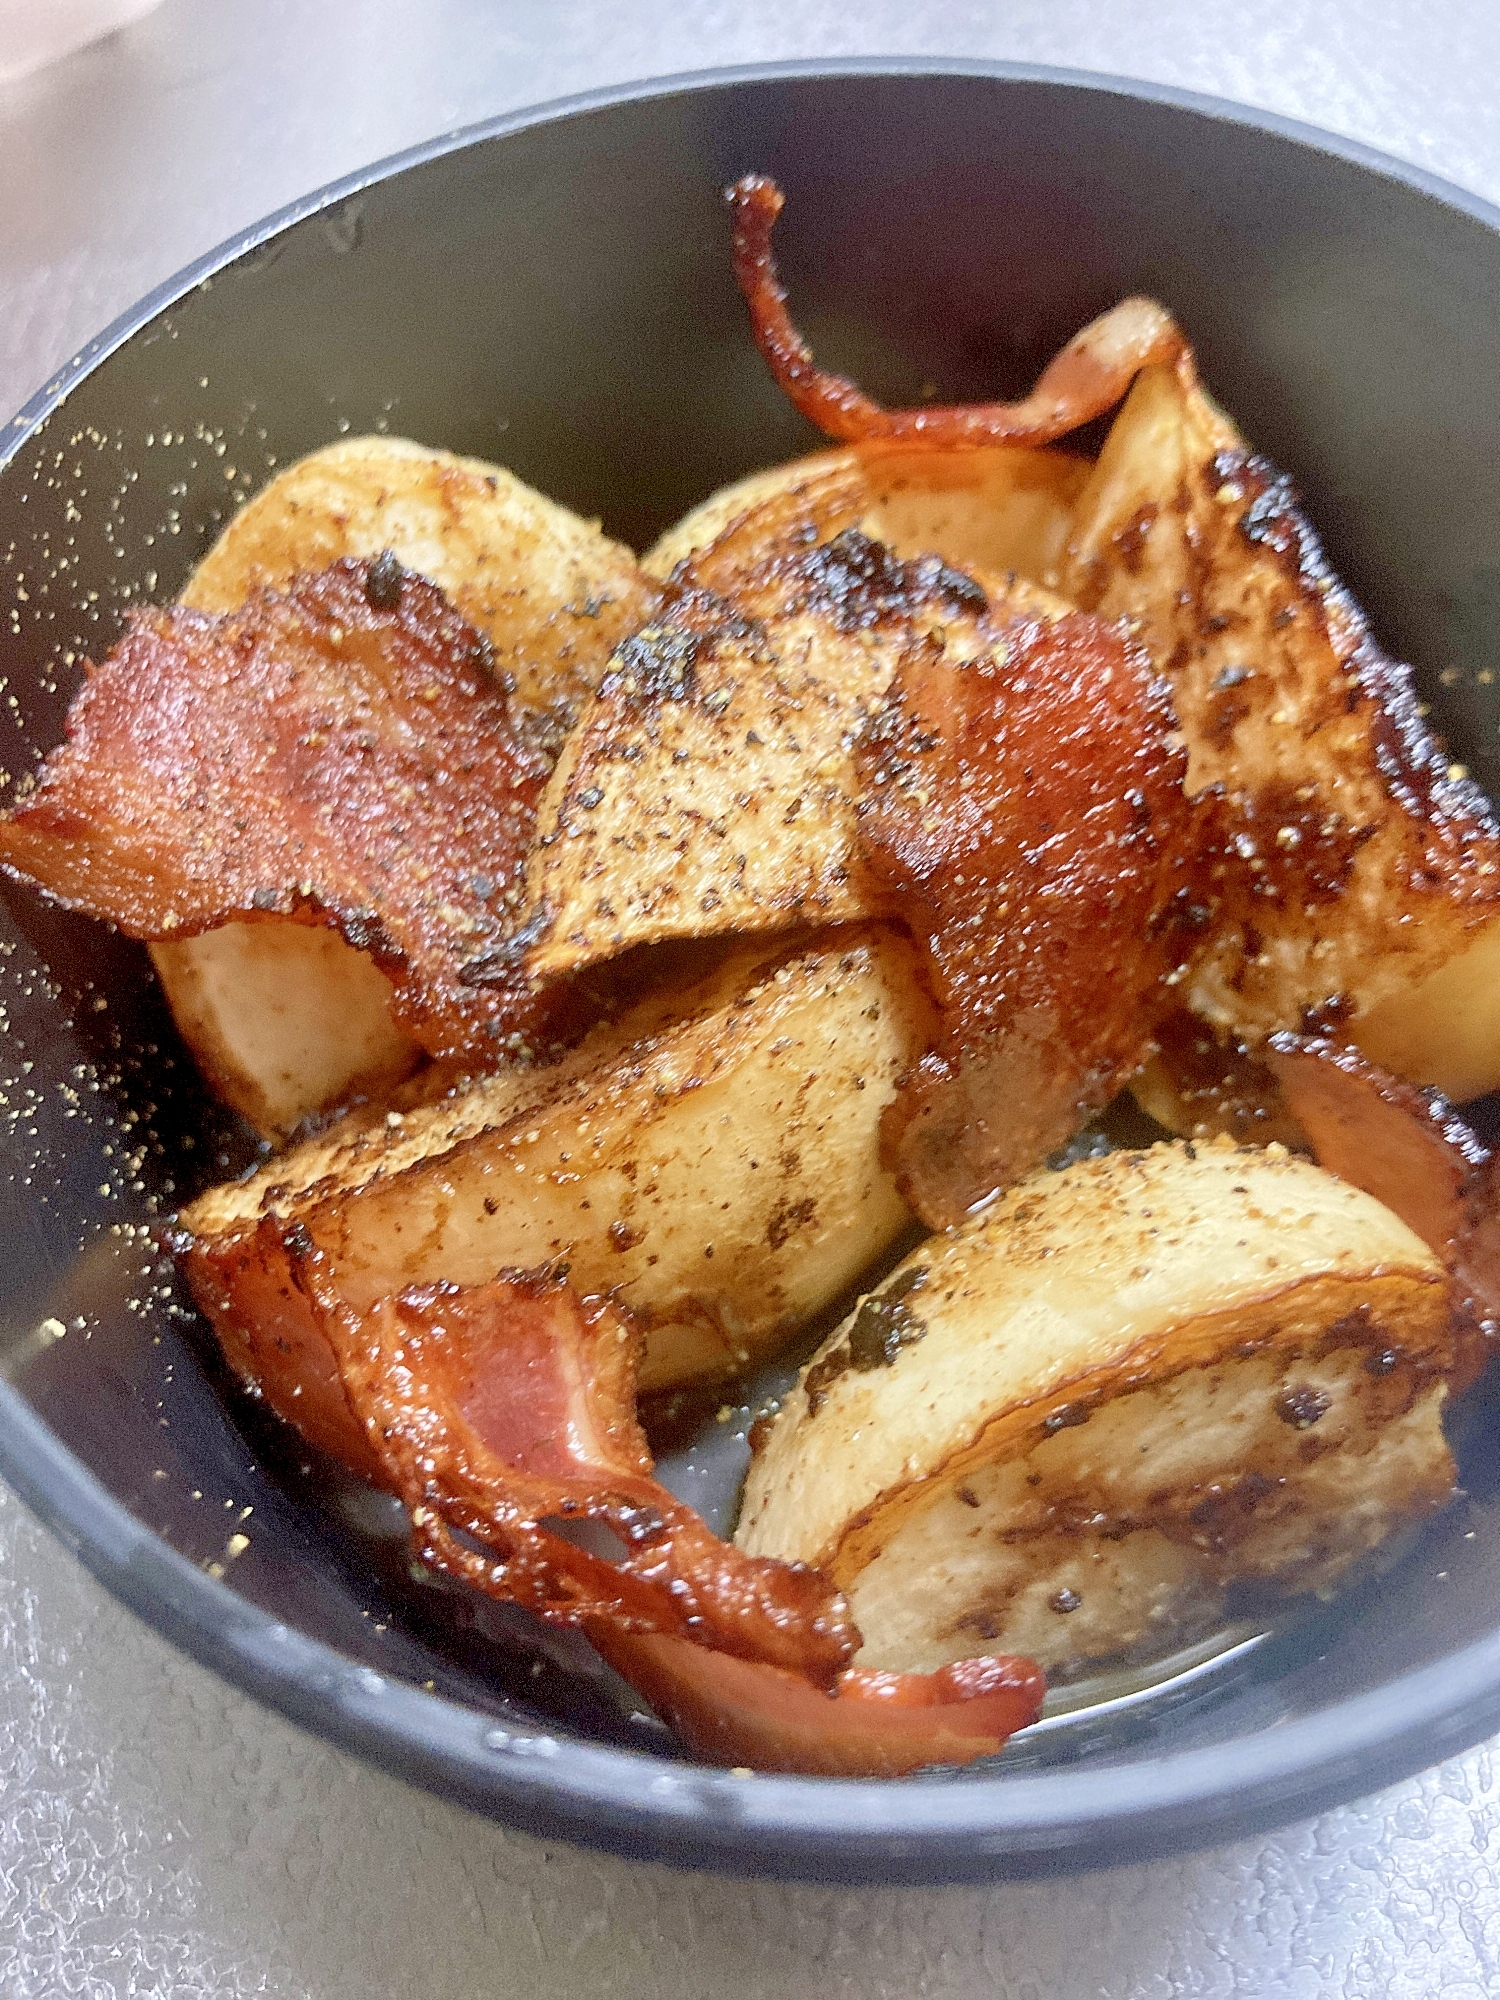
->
[593,1627,1045,1777]
[726,173,1188,449]
[1266,1033,1500,1357]
[290,1246,857,1683]
[176,1214,382,1478]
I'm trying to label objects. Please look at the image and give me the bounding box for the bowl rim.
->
[5,53,1500,1884]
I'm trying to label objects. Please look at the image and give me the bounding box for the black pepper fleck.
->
[365,548,404,610]
[1276,1383,1331,1429]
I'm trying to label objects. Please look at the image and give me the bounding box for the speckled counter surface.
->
[4,4,1500,1994]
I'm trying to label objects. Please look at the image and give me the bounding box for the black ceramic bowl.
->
[4,59,1500,1884]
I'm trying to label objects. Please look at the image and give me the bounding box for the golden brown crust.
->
[1059,366,1500,1054]
[178,928,925,1403]
[737,1141,1465,1677]
[829,1266,1452,1586]
[527,489,1061,982]
[738,1141,1453,1572]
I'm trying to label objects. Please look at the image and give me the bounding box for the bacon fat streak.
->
[1267,1034,1500,1353]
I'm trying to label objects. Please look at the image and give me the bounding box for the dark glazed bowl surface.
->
[4,60,1500,1883]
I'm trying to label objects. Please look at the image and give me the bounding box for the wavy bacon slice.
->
[591,1629,1044,1777]
[288,1243,1045,1770]
[1265,1035,1500,1345]
[0,558,564,1065]
[292,1246,855,1678]
[726,174,1186,449]
[852,613,1212,1226]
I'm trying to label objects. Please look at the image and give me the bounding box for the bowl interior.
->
[4,65,1500,1880]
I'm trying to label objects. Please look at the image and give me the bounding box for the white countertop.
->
[4,2,1500,1992]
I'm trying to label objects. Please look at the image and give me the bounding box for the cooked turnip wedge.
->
[737,1140,1473,1677]
[526,478,1066,983]
[176,924,929,1457]
[1056,364,1500,1097]
[532,483,1204,1225]
[644,441,1089,586]
[150,920,420,1138]
[1345,923,1500,1107]
[152,436,658,1135]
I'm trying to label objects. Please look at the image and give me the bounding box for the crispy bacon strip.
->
[176,1211,381,1477]
[727,174,1187,449]
[591,1628,1044,1777]
[1266,1034,1500,1344]
[289,1245,1044,1771]
[853,614,1212,1226]
[0,558,564,1064]
[292,1248,855,1678]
